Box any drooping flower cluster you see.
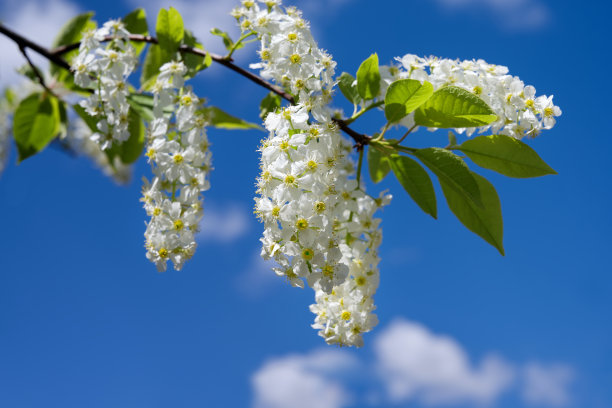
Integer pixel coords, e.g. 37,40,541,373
380,54,562,139
71,20,137,149
237,0,389,346
141,61,212,272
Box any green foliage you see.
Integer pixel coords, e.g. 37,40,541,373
458,135,557,178
72,103,99,132
13,93,61,162
260,92,281,120
140,44,163,90
413,147,483,207
156,7,184,62
414,86,497,128
50,12,95,80
338,72,361,105
384,79,434,123
440,172,504,255
210,28,241,51
389,154,437,218
123,8,148,55
183,30,212,79
367,146,391,183
200,106,262,130
356,53,380,101
107,108,145,164
74,104,144,164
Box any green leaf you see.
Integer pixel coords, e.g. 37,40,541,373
210,28,238,51
50,12,95,78
414,147,482,207
390,154,437,218
260,92,281,120
368,146,391,183
440,172,504,255
356,53,380,100
458,134,557,178
384,79,434,123
338,72,361,105
13,93,60,161
123,8,148,55
73,104,99,132
156,7,184,61
201,107,262,130
414,86,497,128
183,30,212,79
140,43,163,90
119,108,145,164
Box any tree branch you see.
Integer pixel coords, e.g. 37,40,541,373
0,23,371,146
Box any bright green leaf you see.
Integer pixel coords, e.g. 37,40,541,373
338,72,361,105
440,172,504,255
210,28,237,51
384,79,433,123
414,147,483,207
459,134,557,178
183,30,211,79
119,108,145,164
368,146,391,183
73,104,99,132
390,154,437,218
140,43,163,90
13,93,60,161
414,86,497,128
156,7,184,61
356,53,380,100
201,106,262,130
123,8,148,55
260,92,281,120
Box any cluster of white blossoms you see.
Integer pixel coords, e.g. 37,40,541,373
380,54,562,139
236,0,389,346
141,60,212,272
71,20,137,150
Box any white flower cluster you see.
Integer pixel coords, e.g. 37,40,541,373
236,0,389,346
141,61,212,272
381,54,562,139
72,20,137,149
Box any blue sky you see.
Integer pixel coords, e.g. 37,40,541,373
0,0,610,407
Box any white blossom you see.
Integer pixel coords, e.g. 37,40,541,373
240,0,389,346
142,60,212,272
385,54,561,139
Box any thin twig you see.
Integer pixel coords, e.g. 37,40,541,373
18,45,56,96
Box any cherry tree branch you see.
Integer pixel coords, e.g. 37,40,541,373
0,23,371,147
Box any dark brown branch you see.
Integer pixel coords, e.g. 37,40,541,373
0,23,71,71
18,45,56,96
1,24,371,146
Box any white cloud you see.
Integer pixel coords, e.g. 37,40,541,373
0,0,80,88
251,319,576,408
522,363,574,407
197,202,251,243
374,319,515,405
432,0,549,29
252,348,357,408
